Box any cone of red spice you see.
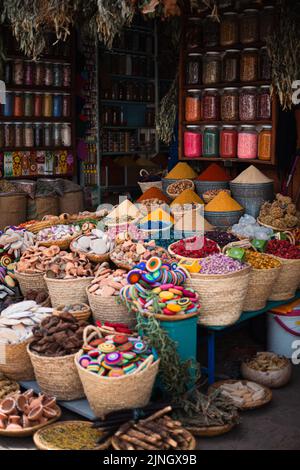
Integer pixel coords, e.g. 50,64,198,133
197,164,230,182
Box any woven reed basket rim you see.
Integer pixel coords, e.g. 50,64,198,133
44,275,94,283
257,219,296,232
15,269,45,277
186,422,236,437
209,379,273,410
190,265,251,279
27,345,78,362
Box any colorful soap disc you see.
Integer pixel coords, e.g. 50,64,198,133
98,366,106,376
118,342,134,352
99,343,116,353
136,262,147,270
151,270,161,281
113,335,128,345
89,349,100,358
159,291,174,300
105,352,122,365
127,270,141,285
133,341,147,353
108,368,125,377
146,256,162,273
122,352,137,361
178,298,191,307
123,364,137,374
141,273,156,284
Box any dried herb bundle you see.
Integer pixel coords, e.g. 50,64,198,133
156,74,178,144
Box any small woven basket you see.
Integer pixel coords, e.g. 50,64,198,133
75,326,159,418
70,237,111,264
45,276,94,308
37,232,80,251
166,179,195,200
87,289,136,328
138,169,163,194
14,270,47,296
243,262,282,312
0,339,34,381
28,346,85,401
54,303,91,322
268,256,300,301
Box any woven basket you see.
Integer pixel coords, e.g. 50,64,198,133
75,326,159,418
168,240,221,263
45,276,94,308
87,289,136,328
138,169,163,194
28,346,85,401
166,179,195,200
186,266,251,326
70,237,111,264
0,339,34,381
202,189,231,204
208,380,273,411
54,303,91,322
194,180,229,198
243,262,282,312
268,256,300,301
14,270,47,296
241,355,292,389
186,423,236,438
37,232,80,251
257,219,296,233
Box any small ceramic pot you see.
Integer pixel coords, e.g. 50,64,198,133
43,406,58,419
28,405,43,421
16,395,27,412
23,389,34,400
6,415,22,431
0,397,16,415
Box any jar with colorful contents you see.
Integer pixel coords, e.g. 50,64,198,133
220,12,239,47
202,17,219,48
202,53,221,86
3,92,13,117
202,88,220,121
53,94,63,117
184,127,202,159
203,126,219,158
4,123,14,147
222,50,239,83
15,123,23,147
239,9,259,45
260,6,275,42
24,62,34,86
240,48,259,82
61,123,72,147
34,93,43,117
63,65,71,87
221,88,239,121
260,47,272,81
43,94,53,117
44,63,53,86
186,54,202,86
185,91,201,122
53,64,63,87
53,123,61,146
237,125,258,160
43,124,52,147
35,123,43,147
24,123,34,147
13,93,24,118
13,60,23,85
239,87,257,121
258,125,272,161
62,95,71,117
220,125,237,159
257,86,272,120
35,63,44,86
186,19,202,49
24,93,34,117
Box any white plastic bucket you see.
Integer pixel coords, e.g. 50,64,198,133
267,310,300,358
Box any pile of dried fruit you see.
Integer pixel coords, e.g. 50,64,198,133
244,251,281,270
167,179,194,196
170,236,220,259
244,352,290,372
266,240,300,260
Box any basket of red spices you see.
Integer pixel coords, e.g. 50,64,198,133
266,240,300,301
168,236,221,262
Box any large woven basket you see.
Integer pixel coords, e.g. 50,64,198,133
37,232,80,251
243,262,282,312
28,346,85,401
186,266,251,326
14,270,47,296
54,303,91,322
70,237,111,264
45,276,94,308
268,257,300,301
138,169,163,194
75,326,159,418
87,289,136,328
0,339,34,381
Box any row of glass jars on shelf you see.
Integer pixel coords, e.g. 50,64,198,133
2,92,71,118
185,86,271,122
186,47,271,86
186,6,275,49
5,60,71,87
0,122,72,148
184,125,272,161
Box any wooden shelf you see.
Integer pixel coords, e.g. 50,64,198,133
6,55,71,65
2,146,72,152
101,48,154,58
6,174,73,179
101,99,154,106
187,42,267,55
6,85,71,93
110,74,155,81
102,126,155,130
179,157,275,165
183,120,273,126
184,81,271,90
0,117,72,122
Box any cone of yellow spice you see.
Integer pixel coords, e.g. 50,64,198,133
165,163,198,180
205,191,243,212
171,189,204,207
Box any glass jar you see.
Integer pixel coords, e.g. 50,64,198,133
61,123,72,147
53,123,61,146
4,62,12,84
240,48,258,82
260,47,271,81
43,94,53,117
34,123,43,147
186,19,202,49
63,65,71,87
4,123,14,147
258,125,272,161
220,12,238,47
260,6,275,42
24,123,34,147
237,125,258,159
24,93,34,117
62,95,71,117
240,9,259,45
222,50,239,83
13,93,23,117
13,60,23,85
15,124,23,147
202,88,220,121
35,63,44,86
221,88,239,121
203,17,219,48
184,127,202,158
203,126,219,158
203,53,221,85
186,54,202,86
44,64,53,86
220,125,237,158
257,86,272,120
43,124,52,147
24,62,34,86
53,94,63,117
239,87,257,121
53,64,63,87
34,93,43,117
185,91,201,122
0,125,4,148
3,92,13,117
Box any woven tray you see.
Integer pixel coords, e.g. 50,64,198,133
208,380,272,411
70,237,111,264
257,219,296,233
186,422,236,437
0,406,61,437
33,420,111,450
37,232,80,251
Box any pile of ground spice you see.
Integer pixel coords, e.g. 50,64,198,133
205,191,243,212
174,211,214,232
197,164,230,182
165,163,198,180
170,189,204,206
137,187,170,204
231,165,273,184
140,207,174,224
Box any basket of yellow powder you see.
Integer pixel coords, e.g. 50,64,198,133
242,250,282,312
204,191,244,229
162,163,198,194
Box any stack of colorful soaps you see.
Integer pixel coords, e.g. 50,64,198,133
78,335,155,377
120,256,200,317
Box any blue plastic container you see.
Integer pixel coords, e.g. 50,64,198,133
159,315,198,365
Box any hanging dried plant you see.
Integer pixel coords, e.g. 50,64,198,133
156,73,178,144
267,0,300,110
